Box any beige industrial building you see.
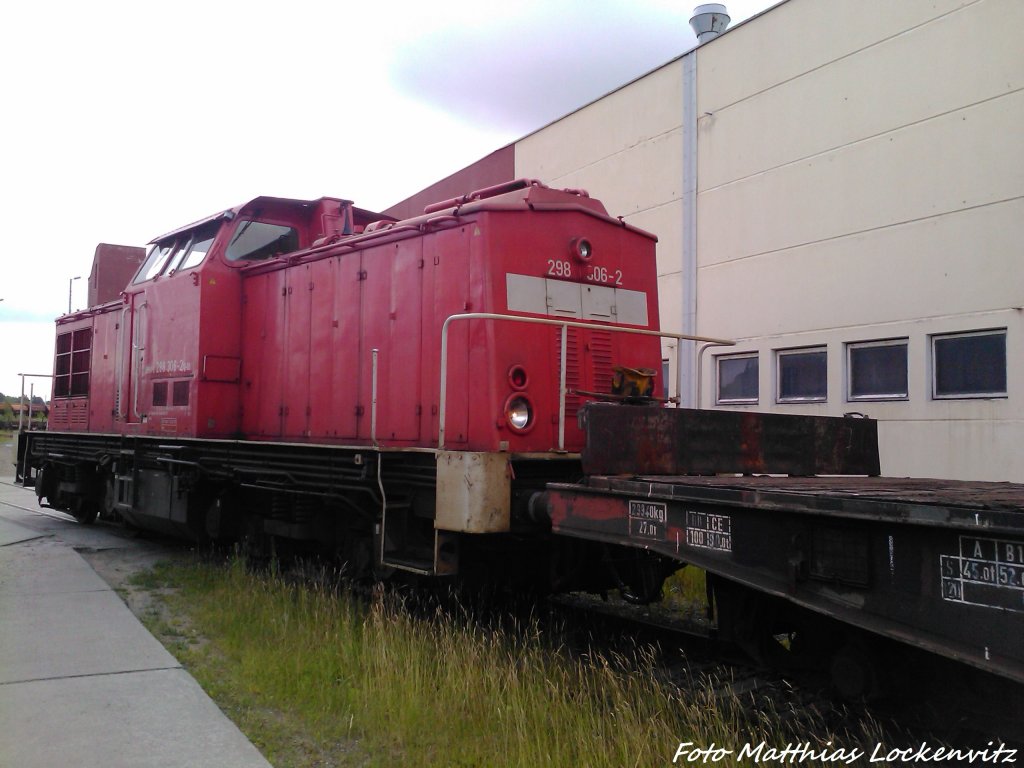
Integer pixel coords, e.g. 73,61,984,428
388,0,1023,482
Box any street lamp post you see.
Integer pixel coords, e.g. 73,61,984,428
68,276,81,314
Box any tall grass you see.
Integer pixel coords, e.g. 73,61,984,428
140,558,885,767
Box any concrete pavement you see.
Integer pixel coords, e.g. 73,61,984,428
0,477,272,768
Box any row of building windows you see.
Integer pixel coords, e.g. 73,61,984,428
716,329,1007,405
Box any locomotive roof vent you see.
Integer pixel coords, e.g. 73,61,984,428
689,4,730,43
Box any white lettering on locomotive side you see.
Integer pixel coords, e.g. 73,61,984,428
542,259,626,285
583,264,623,285
147,359,193,376
547,259,572,278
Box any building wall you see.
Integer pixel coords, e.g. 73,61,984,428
514,62,690,374
388,0,1022,481
88,243,146,308
384,146,516,221
694,0,1024,480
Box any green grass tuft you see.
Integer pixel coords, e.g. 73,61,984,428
140,557,885,768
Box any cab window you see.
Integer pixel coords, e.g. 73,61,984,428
225,220,300,261
164,241,190,274
134,243,174,284
178,232,216,271
134,223,220,283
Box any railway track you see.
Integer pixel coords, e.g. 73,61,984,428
136,537,1024,749
542,589,1024,751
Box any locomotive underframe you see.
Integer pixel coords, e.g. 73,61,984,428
16,430,614,589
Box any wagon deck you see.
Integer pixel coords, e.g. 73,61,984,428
546,405,1024,685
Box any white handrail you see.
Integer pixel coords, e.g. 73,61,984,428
370,348,379,446
438,312,734,450
116,304,129,419
558,326,568,452
131,302,147,420
16,373,53,432
696,340,740,408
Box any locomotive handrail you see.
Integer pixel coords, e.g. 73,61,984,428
131,301,148,422
15,373,53,432
696,340,743,408
438,312,734,451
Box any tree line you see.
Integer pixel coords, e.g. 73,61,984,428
0,394,49,430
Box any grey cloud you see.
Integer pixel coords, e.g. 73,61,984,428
387,3,698,133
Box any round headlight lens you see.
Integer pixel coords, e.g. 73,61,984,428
505,396,533,431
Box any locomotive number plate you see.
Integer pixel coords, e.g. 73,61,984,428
628,500,666,540
940,536,1024,613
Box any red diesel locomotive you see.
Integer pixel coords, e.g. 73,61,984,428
19,180,679,585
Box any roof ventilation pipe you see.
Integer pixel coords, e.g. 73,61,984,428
689,4,730,43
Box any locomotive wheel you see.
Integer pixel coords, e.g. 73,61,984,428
70,498,99,526
35,464,57,506
335,529,375,581
240,517,271,568
103,473,120,520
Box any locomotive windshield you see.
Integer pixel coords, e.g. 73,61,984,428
135,243,174,283
225,220,299,261
133,222,220,284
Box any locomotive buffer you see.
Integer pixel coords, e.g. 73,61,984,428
544,404,1024,698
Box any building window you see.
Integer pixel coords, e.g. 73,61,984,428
847,339,908,401
717,353,758,404
932,330,1007,399
777,347,827,402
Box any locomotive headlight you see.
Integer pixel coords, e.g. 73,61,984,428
504,395,534,432
570,237,593,262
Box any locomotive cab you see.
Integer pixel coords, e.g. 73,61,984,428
115,196,389,440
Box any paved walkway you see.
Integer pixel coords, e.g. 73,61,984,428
0,477,272,768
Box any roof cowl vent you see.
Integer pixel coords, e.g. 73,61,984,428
690,4,731,43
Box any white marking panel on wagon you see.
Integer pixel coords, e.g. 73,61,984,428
505,273,649,326
685,511,733,552
628,500,666,540
940,536,1024,613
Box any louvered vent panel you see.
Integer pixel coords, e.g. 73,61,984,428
589,330,614,396
50,403,69,429
555,327,582,418
69,403,89,428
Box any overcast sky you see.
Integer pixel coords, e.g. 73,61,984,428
0,0,773,400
